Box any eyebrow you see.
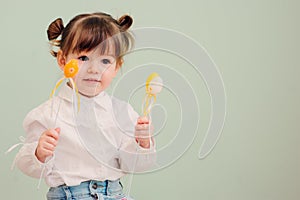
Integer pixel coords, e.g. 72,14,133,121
78,52,116,57
99,54,116,58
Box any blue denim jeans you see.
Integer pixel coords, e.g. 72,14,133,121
47,180,132,200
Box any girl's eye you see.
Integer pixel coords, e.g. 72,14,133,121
78,56,89,61
101,59,112,65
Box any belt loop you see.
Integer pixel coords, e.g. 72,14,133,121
105,180,109,195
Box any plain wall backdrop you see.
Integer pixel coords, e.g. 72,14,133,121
1,0,299,199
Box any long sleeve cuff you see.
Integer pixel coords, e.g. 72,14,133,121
15,142,54,179
119,138,156,173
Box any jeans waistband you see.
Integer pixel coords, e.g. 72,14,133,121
47,179,123,200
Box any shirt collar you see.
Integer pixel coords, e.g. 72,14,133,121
58,84,112,112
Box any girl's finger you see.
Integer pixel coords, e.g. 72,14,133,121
137,116,150,124
135,124,154,132
55,127,61,134
135,124,149,130
40,142,55,152
46,129,60,140
46,137,57,146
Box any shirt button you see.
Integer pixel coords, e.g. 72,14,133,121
92,183,98,189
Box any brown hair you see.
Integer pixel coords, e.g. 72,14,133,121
47,12,134,66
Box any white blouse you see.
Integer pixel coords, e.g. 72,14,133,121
15,84,156,187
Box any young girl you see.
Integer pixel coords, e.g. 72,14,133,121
14,12,155,200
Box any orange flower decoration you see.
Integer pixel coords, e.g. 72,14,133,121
50,59,80,112
64,59,79,78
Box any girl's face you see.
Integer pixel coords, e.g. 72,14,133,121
58,48,120,97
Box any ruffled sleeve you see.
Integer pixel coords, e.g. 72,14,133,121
15,103,55,178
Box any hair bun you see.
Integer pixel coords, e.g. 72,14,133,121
118,15,133,31
47,18,64,41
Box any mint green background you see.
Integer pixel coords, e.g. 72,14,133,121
1,0,299,199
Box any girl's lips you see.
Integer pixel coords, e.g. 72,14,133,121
82,79,101,86
83,78,101,82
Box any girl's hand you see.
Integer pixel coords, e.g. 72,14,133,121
35,128,60,163
135,116,153,149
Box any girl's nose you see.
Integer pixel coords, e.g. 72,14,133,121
87,64,100,74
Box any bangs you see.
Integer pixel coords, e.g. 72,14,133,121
67,17,132,58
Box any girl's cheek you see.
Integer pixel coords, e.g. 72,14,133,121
78,60,85,67
73,74,81,85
